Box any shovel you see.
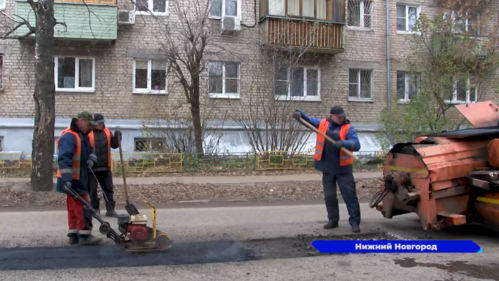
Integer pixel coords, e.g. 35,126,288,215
298,117,359,161
117,133,140,216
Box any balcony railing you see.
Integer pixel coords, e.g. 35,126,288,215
261,17,344,53
14,0,118,40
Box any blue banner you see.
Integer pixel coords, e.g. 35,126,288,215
312,240,482,253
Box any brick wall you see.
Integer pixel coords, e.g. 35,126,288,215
0,0,497,125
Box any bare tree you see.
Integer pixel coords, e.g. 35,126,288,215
236,21,329,156
140,98,228,154
158,0,219,157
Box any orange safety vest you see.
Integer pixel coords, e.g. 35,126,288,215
56,127,82,180
314,119,354,166
88,127,112,167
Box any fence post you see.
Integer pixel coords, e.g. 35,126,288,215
253,153,257,171
183,154,186,172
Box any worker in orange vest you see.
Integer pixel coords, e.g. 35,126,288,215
88,114,121,217
293,106,361,233
56,111,102,245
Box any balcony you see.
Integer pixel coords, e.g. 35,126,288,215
14,0,118,41
432,34,493,60
259,0,345,53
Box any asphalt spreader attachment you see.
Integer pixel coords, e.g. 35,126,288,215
64,184,173,253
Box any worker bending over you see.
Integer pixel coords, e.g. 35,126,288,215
293,106,362,233
56,112,102,245
88,113,121,217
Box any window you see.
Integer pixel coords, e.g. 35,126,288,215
133,60,167,94
55,57,95,92
274,66,320,101
348,69,373,101
210,0,241,19
134,138,166,152
445,11,480,36
348,0,373,29
396,4,420,33
208,61,240,98
135,0,168,16
445,78,478,104
268,0,344,21
0,55,3,90
0,0,4,10
397,71,420,102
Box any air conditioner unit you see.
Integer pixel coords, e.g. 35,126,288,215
221,16,241,35
118,10,135,25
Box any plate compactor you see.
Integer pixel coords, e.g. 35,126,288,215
65,184,173,253
64,134,173,253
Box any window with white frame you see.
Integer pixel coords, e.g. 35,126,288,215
348,0,373,29
445,11,480,36
208,61,240,98
210,0,241,19
0,0,5,10
348,69,373,101
133,60,167,94
397,71,420,102
274,66,320,101
135,0,168,16
55,57,95,92
396,4,420,33
445,78,477,104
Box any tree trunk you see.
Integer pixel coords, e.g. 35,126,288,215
30,0,56,191
190,77,204,157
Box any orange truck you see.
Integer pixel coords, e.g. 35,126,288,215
371,101,499,232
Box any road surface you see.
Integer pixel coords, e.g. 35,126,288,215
1,202,498,280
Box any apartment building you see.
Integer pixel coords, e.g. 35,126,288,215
0,0,497,155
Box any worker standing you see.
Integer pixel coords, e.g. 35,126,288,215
293,106,362,233
88,113,121,217
56,111,102,245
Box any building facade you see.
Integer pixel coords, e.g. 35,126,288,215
0,0,497,155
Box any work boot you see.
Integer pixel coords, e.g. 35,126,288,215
67,233,78,245
105,201,118,218
352,225,360,233
323,221,338,229
78,234,102,245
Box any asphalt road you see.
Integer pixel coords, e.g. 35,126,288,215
1,202,498,280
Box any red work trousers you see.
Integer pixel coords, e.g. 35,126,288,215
66,194,93,235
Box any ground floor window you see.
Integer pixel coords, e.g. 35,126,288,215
208,61,240,98
133,60,167,94
274,66,320,101
348,69,373,101
397,71,420,102
55,56,95,92
134,137,166,152
445,78,478,104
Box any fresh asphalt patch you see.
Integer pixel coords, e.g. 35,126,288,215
0,232,398,271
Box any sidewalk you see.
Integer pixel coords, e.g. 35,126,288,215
0,171,382,185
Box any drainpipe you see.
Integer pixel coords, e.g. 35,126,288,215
386,0,392,144
386,0,391,113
